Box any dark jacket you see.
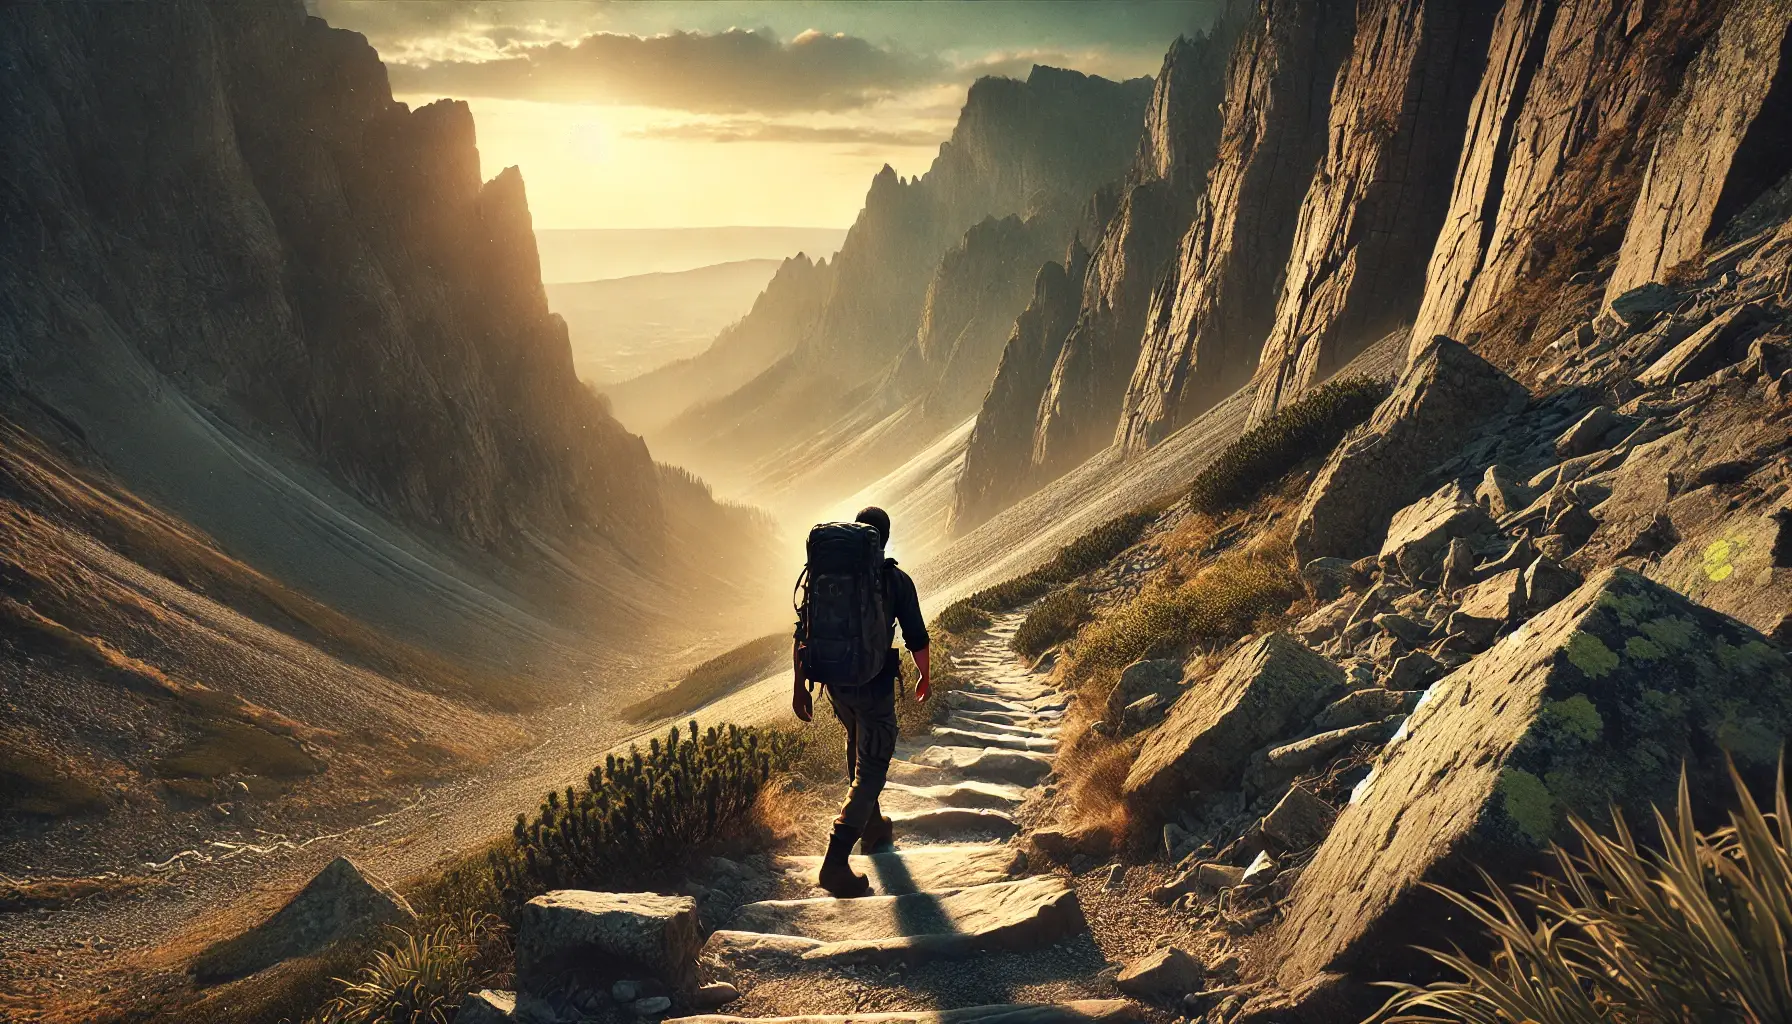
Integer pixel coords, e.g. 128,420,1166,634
795,558,929,682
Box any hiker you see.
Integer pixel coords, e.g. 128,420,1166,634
791,505,931,897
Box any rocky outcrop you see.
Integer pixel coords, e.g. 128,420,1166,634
1117,0,1357,452
0,1,664,554
1292,336,1527,566
952,28,1237,531
1248,0,1500,424
1270,567,1792,997
1122,632,1343,827
191,857,413,983
1410,0,1725,349
514,890,702,995
1607,0,1792,298
952,252,1090,530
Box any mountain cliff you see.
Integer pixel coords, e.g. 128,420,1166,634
633,66,1153,508
953,29,1237,531
1117,0,1357,452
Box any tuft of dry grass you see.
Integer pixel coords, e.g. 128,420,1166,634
1012,588,1091,658
0,873,157,912
1379,762,1792,1024
155,720,323,783
1072,545,1301,673
0,736,108,817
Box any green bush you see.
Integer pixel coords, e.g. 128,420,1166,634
308,912,506,1024
1379,765,1792,1024
622,632,787,722
938,506,1164,632
1075,554,1300,670
1187,375,1389,514
488,721,798,909
1012,588,1091,657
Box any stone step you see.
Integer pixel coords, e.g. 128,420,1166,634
668,999,1139,1024
945,691,1055,716
774,844,1025,895
890,807,1019,841
944,713,1060,738
930,727,1057,753
713,875,1083,965
908,746,1054,787
956,686,1065,711
880,779,1028,813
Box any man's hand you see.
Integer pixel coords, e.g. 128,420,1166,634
914,646,932,703
792,640,813,722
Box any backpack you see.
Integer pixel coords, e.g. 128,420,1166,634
795,522,893,686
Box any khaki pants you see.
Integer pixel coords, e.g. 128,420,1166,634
826,668,898,830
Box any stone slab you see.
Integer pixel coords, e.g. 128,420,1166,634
775,844,1025,895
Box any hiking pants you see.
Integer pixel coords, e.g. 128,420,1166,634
826,666,898,830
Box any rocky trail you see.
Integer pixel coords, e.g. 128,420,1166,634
472,615,1172,1024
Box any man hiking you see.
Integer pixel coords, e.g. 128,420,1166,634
791,506,930,897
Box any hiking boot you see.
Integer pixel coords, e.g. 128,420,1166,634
859,813,894,854
818,821,872,898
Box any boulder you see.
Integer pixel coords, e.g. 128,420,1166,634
1379,482,1499,582
191,856,414,983
1635,303,1764,389
1547,502,1600,545
1599,282,1680,331
1372,613,1432,648
1120,692,1171,735
1117,946,1205,999
693,982,741,1009
1382,650,1443,691
1261,717,1405,776
1475,535,1536,578
1311,688,1418,732
1553,406,1619,458
1439,537,1477,593
1272,567,1792,993
1123,634,1343,826
633,996,672,1016
514,891,701,995
1260,786,1338,850
458,990,517,1024
1300,557,1363,602
1294,336,1527,566
1475,464,1531,518
1106,658,1185,724
1455,568,1526,627
1196,862,1247,889
1522,557,1581,612
1240,851,1277,887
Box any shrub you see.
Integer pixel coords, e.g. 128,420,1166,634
1012,588,1090,657
1187,375,1389,514
488,721,799,909
1074,552,1300,671
1378,764,1792,1024
308,912,507,1024
622,632,787,722
942,506,1165,628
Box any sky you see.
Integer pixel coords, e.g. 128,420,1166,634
314,1,1220,229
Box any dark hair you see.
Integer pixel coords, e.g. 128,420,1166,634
855,506,891,544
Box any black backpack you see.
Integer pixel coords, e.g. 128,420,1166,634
795,522,893,686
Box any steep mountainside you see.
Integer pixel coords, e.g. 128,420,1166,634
1247,0,1500,424
954,29,1237,531
1117,0,1357,452
638,66,1153,507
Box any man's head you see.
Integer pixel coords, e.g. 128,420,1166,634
855,506,891,546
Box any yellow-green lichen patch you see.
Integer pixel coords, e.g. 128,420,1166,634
1623,635,1666,661
1543,695,1604,742
1639,615,1698,653
1498,769,1558,845
1598,588,1658,628
1715,638,1787,676
1710,703,1784,766
1565,631,1619,679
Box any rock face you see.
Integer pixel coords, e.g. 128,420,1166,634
1411,0,1725,348
0,1,663,554
514,891,702,995
1607,0,1792,298
1117,0,1357,452
656,65,1151,498
1293,336,1527,566
1123,632,1343,826
1272,567,1792,994
953,30,1236,532
192,857,413,983
1249,0,1501,424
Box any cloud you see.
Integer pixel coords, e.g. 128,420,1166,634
629,120,943,146
386,27,948,112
